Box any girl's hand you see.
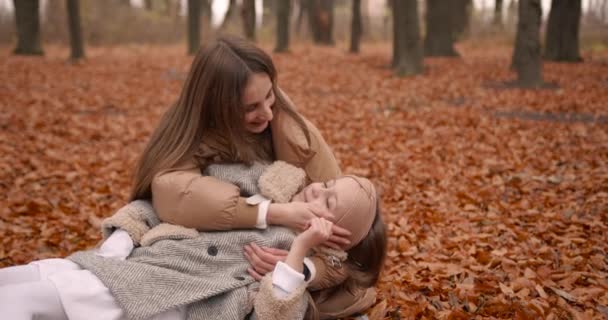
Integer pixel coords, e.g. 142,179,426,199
267,202,334,230
244,243,288,280
293,217,334,251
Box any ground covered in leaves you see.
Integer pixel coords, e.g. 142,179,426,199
1,42,607,319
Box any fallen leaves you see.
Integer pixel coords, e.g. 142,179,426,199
1,42,607,318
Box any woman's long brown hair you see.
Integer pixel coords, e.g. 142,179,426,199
130,36,310,201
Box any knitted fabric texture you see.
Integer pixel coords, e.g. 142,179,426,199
101,200,160,245
69,224,296,320
258,161,307,203
140,223,200,247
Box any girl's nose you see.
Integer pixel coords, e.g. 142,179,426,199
311,183,323,198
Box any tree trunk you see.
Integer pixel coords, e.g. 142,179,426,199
307,0,334,45
241,0,256,41
220,0,237,30
296,0,307,34
494,0,504,26
275,0,291,52
350,0,362,53
13,0,43,55
512,0,543,87
545,0,582,62
188,0,202,55
393,0,423,76
424,0,458,56
66,0,85,60
453,0,472,39
390,0,398,67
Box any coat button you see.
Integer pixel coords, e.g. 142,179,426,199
234,276,245,281
207,246,218,256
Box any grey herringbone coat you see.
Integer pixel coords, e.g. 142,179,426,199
69,221,296,320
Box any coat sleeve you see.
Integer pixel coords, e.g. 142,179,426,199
302,117,342,182
274,88,342,183
252,273,309,320
151,162,259,231
306,250,349,291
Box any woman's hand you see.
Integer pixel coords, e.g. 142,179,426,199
266,202,352,249
244,243,288,280
267,202,332,230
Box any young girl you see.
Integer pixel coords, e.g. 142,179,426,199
0,174,386,320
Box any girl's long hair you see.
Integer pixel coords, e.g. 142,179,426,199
130,36,310,201
343,201,387,288
304,200,387,320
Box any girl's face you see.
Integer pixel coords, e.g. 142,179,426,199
292,178,361,217
242,73,275,134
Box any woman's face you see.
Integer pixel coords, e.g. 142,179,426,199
242,73,275,134
292,178,361,216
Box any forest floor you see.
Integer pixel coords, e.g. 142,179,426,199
1,41,607,319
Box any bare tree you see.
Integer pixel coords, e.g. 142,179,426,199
350,0,362,53
494,0,504,26
393,0,423,76
66,0,85,60
545,0,582,62
275,0,291,52
296,0,308,34
220,0,237,30
512,0,543,87
188,0,202,55
241,0,256,41
306,0,335,45
424,0,458,56
453,0,472,37
13,0,43,55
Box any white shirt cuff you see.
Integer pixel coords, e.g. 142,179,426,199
303,257,317,284
246,195,271,229
271,261,306,298
96,229,134,260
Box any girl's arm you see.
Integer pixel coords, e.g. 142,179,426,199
245,243,349,291
252,218,333,320
269,218,333,296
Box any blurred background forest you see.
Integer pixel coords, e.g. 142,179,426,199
1,0,607,53
2,1,608,319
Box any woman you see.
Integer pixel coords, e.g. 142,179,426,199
122,35,374,315
133,35,341,233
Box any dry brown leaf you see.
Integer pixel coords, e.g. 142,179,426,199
367,300,388,320
1,43,607,319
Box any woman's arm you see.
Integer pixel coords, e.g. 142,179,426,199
152,165,259,231
152,162,341,232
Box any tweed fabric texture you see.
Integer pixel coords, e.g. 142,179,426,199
204,162,268,196
69,225,295,320
101,200,160,245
